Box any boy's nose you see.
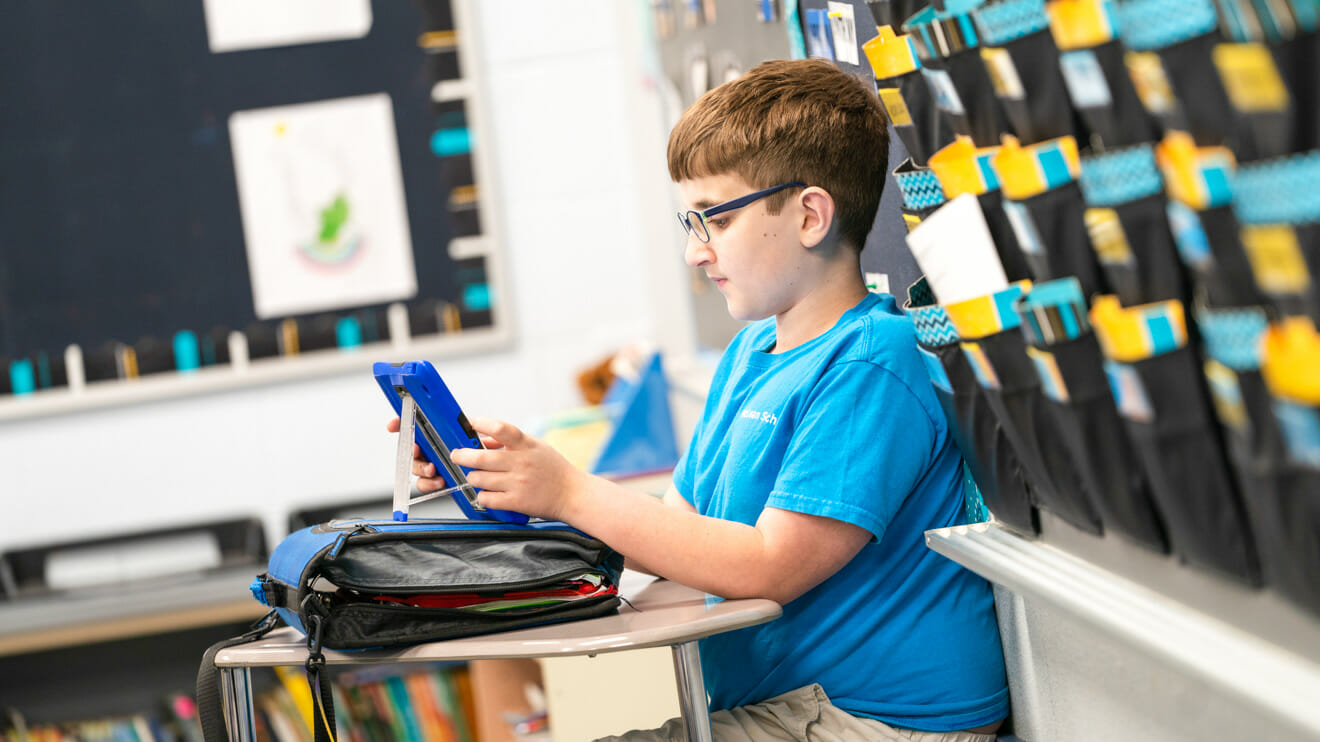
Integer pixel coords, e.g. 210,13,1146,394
683,236,714,267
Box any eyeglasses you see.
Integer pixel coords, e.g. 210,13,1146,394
677,182,806,243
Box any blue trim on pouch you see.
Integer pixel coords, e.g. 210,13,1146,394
1231,152,1320,225
1079,144,1164,207
1116,0,1219,50
973,0,1050,46
1196,306,1268,371
895,168,948,210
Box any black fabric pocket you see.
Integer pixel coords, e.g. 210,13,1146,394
877,70,958,167
1003,182,1108,299
1169,202,1270,308
1032,335,1167,550
978,188,1035,282
978,31,1082,144
920,50,1011,147
967,328,1104,533
1272,466,1320,614
933,339,1040,535
1059,41,1159,148
1156,33,1242,149
1112,347,1261,583
1272,30,1318,152
1084,194,1190,306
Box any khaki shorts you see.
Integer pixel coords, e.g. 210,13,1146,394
593,684,999,742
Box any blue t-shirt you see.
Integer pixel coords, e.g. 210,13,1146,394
674,292,1009,732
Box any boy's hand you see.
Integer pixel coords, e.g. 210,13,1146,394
449,417,589,522
386,416,508,494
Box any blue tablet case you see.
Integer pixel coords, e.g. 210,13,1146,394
373,360,530,524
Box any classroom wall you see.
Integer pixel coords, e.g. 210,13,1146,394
0,0,694,551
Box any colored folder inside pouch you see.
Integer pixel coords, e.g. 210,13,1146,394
905,5,1013,147
994,135,1109,298
929,137,1034,280
1231,152,1320,323
1047,0,1159,147
1209,0,1311,155
1258,317,1320,614
1011,278,1168,550
972,0,1082,144
1196,304,1320,612
1079,143,1190,306
866,26,958,166
946,282,1106,533
906,192,1012,304
1091,295,1262,582
1116,0,1244,151
905,280,1040,534
1156,133,1269,307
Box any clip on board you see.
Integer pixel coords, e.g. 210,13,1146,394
373,361,530,524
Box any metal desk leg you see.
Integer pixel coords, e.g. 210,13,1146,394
671,640,714,742
219,667,257,742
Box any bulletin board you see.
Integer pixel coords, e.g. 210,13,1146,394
0,0,502,402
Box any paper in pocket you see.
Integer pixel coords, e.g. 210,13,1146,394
928,137,1034,281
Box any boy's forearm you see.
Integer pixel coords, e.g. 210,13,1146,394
565,476,782,601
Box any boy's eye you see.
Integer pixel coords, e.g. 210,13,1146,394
707,218,730,229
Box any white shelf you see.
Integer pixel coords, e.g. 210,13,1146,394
926,521,1320,740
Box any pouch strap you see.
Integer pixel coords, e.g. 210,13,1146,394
196,610,280,742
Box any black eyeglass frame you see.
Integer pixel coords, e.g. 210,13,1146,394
676,182,807,243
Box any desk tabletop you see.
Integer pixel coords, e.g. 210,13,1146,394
215,573,780,668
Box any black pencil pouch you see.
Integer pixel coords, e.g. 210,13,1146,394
1156,133,1270,306
906,281,1040,534
972,0,1081,144
905,6,1012,147
1078,143,1190,306
1047,0,1161,147
1013,279,1168,550
947,282,1104,533
1259,317,1320,614
1195,304,1317,608
866,26,958,167
1092,295,1261,582
1116,0,1239,148
1232,151,1320,323
995,136,1108,298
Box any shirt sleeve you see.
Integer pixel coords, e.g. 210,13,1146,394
767,359,939,542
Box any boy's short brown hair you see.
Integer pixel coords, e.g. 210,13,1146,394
667,59,889,251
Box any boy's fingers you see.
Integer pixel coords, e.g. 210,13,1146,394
467,417,526,448
416,476,447,493
451,447,508,471
478,434,504,450
412,460,437,478
386,417,401,433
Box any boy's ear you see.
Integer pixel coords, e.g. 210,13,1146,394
797,186,836,249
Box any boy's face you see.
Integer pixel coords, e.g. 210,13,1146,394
678,172,811,323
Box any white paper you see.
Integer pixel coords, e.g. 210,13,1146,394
827,2,861,65
202,0,372,54
905,193,1010,305
229,94,418,319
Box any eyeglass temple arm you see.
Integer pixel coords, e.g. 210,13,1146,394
702,182,807,218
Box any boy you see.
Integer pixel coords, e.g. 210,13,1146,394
401,59,1009,740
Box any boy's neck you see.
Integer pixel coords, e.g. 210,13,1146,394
770,261,869,353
